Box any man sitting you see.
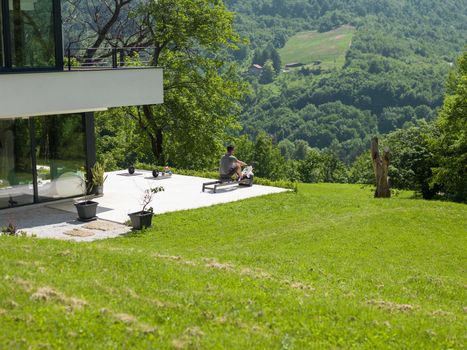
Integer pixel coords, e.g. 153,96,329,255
219,145,247,181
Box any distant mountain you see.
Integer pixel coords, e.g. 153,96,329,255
225,0,467,162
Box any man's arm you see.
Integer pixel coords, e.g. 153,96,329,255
237,159,247,167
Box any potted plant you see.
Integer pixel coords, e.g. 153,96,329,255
74,196,98,222
91,161,108,196
128,186,164,230
74,176,99,222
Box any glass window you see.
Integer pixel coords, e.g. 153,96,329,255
9,0,55,68
35,114,86,202
0,119,34,209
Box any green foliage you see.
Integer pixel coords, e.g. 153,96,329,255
253,178,298,192
242,100,377,164
231,0,466,165
298,149,348,183
348,151,373,185
259,60,275,84
430,50,467,202
382,123,438,199
318,10,352,32
251,132,286,179
90,162,107,187
293,139,309,160
95,108,145,171
231,135,255,164
252,44,282,73
298,148,324,183
1,184,466,348
277,139,295,160
269,46,282,74
131,0,248,168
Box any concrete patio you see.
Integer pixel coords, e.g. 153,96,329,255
0,170,288,241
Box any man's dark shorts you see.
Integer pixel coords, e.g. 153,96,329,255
220,167,236,180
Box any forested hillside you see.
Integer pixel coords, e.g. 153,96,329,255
225,0,467,163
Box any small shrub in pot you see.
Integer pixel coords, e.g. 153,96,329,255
128,186,164,230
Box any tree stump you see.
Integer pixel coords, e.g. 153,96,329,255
371,137,391,198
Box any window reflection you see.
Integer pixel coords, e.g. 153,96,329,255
0,119,34,209
35,114,86,201
0,114,87,209
9,0,55,68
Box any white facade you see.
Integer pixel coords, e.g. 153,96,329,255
0,68,164,119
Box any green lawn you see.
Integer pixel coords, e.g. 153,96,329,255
1,184,466,349
279,25,356,69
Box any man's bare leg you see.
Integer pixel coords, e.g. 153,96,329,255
235,164,243,180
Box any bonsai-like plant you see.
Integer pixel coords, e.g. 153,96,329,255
128,186,165,230
141,186,165,213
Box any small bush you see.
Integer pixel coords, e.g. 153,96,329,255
1,223,27,237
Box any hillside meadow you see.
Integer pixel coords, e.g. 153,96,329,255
0,184,465,349
278,25,355,69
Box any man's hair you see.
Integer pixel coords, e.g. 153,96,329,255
227,145,235,153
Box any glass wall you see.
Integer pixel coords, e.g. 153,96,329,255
8,0,56,68
35,114,86,202
0,119,34,209
0,114,87,209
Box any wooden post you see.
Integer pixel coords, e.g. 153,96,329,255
371,137,391,198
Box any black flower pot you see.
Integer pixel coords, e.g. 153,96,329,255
128,211,153,230
152,169,159,178
128,166,135,175
75,201,98,221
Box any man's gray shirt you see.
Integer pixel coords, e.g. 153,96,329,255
220,154,238,175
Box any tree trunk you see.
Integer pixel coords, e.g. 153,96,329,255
371,137,391,198
142,105,164,164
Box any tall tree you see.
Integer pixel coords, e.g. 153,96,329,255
270,47,282,74
430,50,467,202
64,0,247,168
259,60,275,84
134,0,248,167
252,131,286,180
62,0,147,58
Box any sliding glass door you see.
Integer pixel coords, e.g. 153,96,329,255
34,114,87,202
0,119,34,209
0,114,87,209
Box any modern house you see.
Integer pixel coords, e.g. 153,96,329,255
0,0,163,210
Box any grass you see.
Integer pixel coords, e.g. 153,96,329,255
279,25,356,69
0,183,466,349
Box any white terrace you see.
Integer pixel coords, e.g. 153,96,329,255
0,170,287,241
